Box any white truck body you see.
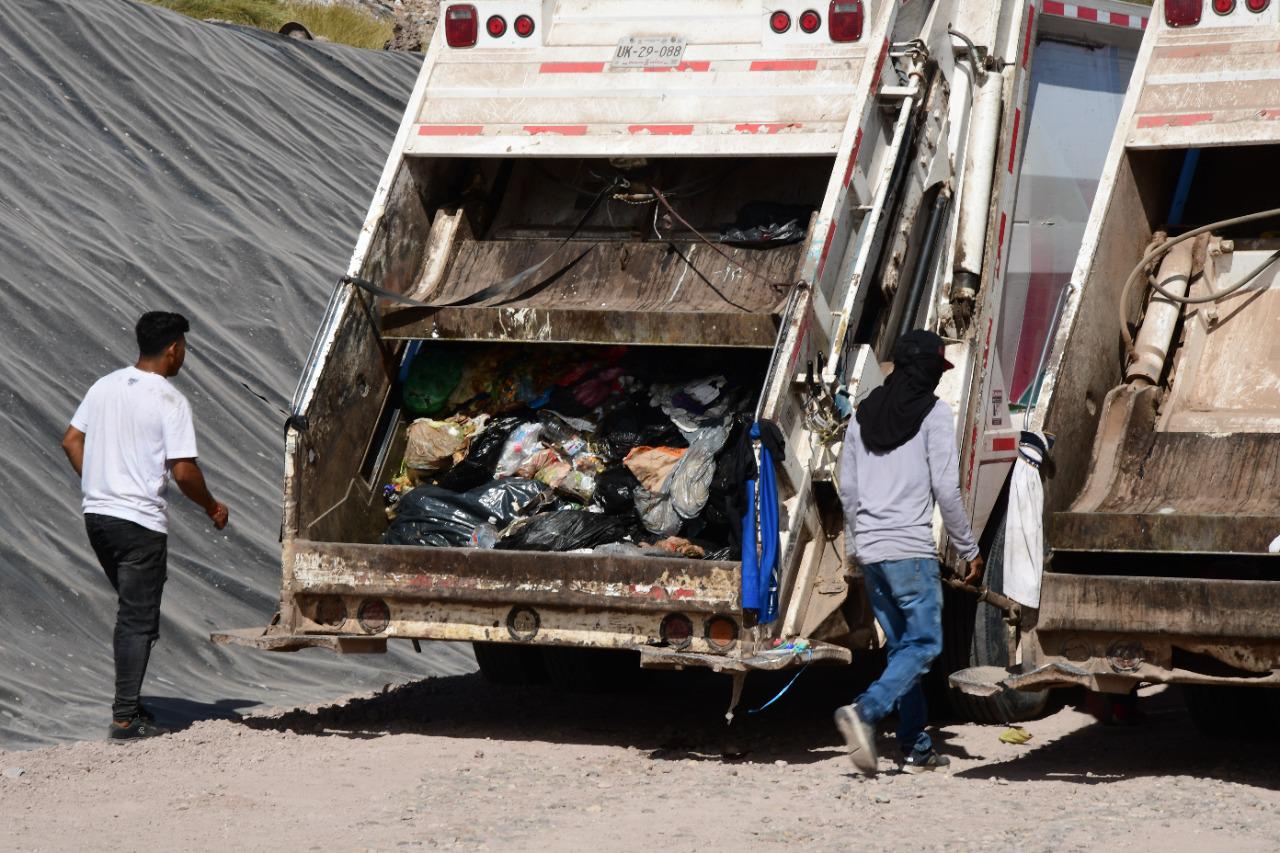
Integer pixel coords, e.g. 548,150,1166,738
952,0,1280,722
213,0,1136,713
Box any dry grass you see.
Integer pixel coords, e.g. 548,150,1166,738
143,0,394,50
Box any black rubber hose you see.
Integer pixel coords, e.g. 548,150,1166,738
896,189,952,341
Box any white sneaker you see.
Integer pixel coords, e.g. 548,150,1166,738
834,703,878,774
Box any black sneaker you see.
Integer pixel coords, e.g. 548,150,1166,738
901,749,950,774
107,716,170,742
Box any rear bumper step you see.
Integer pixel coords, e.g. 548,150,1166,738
211,627,387,654
949,662,1090,697
639,642,851,673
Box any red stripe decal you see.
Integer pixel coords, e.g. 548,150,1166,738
1109,11,1129,26
734,122,801,134
993,437,1017,453
1008,108,1021,174
1022,5,1034,69
539,62,606,73
1077,6,1098,22
842,127,864,188
873,38,889,82
523,125,588,136
628,124,694,135
966,424,979,490
1140,16,1148,28
1136,113,1213,128
750,59,818,71
1042,0,1065,14
645,61,711,72
417,125,483,136
983,317,993,369
816,219,837,277
996,213,1007,277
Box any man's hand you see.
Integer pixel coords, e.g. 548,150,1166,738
962,554,985,586
171,459,228,531
208,501,230,531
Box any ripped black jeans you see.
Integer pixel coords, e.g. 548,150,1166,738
85,514,168,722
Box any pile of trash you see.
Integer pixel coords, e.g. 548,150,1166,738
381,344,762,559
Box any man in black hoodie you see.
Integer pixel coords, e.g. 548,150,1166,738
833,329,984,774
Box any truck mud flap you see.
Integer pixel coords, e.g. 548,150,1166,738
948,661,1090,698
211,626,387,654
639,640,851,673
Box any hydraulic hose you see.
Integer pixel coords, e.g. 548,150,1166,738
1118,206,1280,361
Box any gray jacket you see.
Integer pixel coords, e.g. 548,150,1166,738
839,398,979,565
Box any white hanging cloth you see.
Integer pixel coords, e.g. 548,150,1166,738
1003,431,1052,609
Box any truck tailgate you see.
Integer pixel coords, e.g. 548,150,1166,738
217,540,745,654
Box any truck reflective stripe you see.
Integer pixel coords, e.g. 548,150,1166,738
1136,112,1214,128
627,124,694,134
539,62,606,73
1042,2,1148,28
523,125,589,135
749,59,819,71
644,61,711,72
417,125,484,135
1008,108,1021,174
1023,4,1035,70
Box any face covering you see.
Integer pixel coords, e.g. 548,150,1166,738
855,353,948,453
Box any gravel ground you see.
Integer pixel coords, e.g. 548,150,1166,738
3,669,1278,852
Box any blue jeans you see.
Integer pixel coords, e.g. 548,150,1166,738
855,557,943,756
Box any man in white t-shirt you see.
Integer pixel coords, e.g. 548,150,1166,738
62,311,229,742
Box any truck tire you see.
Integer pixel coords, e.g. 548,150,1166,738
1183,685,1277,737
472,642,547,685
938,502,1049,724
541,646,639,693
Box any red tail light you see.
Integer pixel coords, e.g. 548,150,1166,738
486,14,506,37
514,14,535,37
829,0,863,42
799,9,822,32
704,616,738,652
1165,0,1203,26
660,613,693,650
770,10,792,33
1246,0,1269,11
357,599,390,634
1212,0,1235,12
444,4,478,47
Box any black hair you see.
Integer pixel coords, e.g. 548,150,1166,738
136,311,190,357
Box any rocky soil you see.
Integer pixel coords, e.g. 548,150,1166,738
383,0,438,52
3,669,1278,852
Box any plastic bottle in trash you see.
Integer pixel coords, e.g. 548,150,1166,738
471,523,499,549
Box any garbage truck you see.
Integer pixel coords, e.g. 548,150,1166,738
951,0,1280,730
213,0,1084,712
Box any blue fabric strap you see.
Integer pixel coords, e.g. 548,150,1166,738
741,423,780,624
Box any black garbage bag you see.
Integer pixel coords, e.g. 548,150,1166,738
700,415,753,559
438,414,529,492
385,478,546,548
719,201,815,247
470,478,547,523
496,510,636,552
593,465,641,514
599,399,686,461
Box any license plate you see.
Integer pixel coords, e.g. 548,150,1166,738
610,36,687,69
